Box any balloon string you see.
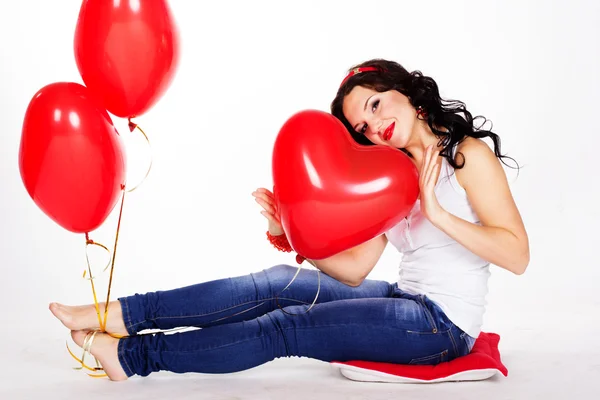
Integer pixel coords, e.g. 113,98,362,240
83,234,111,331
275,264,320,316
102,188,126,332
127,118,153,193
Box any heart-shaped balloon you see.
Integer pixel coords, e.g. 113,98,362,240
19,82,126,234
272,110,419,260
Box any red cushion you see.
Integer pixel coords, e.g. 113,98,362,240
331,332,508,383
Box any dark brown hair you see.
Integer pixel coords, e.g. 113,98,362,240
330,59,517,170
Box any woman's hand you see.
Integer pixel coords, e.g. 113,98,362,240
252,187,284,236
419,145,446,226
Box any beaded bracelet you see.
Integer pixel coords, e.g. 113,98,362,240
266,231,306,264
266,231,293,252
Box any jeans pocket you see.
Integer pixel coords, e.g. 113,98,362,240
408,349,449,365
417,295,439,333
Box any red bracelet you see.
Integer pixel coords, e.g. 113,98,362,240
266,231,306,264
266,231,293,252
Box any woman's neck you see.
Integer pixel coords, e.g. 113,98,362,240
404,121,443,167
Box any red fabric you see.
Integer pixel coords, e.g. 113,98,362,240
332,332,508,381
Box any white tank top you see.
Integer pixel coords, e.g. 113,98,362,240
385,147,490,338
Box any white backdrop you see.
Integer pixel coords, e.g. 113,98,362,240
1,0,599,398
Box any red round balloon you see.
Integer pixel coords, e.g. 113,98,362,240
74,0,180,118
19,82,127,234
272,110,420,260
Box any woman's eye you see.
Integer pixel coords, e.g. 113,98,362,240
360,124,368,134
371,99,380,112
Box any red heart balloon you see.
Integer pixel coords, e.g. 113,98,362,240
19,82,127,234
272,110,420,260
74,0,180,118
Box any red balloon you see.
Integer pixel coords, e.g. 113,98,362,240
74,0,180,118
272,110,420,260
19,82,127,234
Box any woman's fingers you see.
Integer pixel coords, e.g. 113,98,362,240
423,150,439,187
253,188,276,203
252,191,274,207
420,145,432,185
254,196,276,215
430,163,441,189
260,211,281,229
260,210,278,224
256,187,275,199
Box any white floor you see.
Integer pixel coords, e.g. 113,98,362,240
2,321,598,400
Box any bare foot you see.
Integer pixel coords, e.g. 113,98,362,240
49,301,129,337
71,330,129,381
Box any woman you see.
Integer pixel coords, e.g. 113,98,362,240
50,58,529,381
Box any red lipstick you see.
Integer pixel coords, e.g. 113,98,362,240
383,122,395,141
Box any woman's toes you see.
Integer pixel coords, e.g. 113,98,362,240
50,303,77,330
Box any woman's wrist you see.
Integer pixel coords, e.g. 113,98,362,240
266,231,293,252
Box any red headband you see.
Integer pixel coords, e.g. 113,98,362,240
339,66,380,87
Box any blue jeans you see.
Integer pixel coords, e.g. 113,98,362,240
117,265,474,377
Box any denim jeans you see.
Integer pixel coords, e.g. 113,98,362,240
117,264,474,377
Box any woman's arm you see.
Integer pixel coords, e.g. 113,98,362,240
428,138,530,274
306,234,388,286
253,186,388,286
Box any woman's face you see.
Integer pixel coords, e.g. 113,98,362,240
342,86,416,148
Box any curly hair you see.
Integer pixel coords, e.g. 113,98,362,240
330,59,518,170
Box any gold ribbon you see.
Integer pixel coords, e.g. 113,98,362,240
125,120,153,194
66,331,107,378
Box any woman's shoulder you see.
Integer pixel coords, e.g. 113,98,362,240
455,137,492,158
454,137,502,188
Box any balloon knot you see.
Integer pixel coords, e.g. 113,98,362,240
128,119,137,132
85,232,94,245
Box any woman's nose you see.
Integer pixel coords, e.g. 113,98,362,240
372,119,383,135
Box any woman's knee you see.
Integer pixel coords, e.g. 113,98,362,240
247,264,298,292
263,264,298,281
